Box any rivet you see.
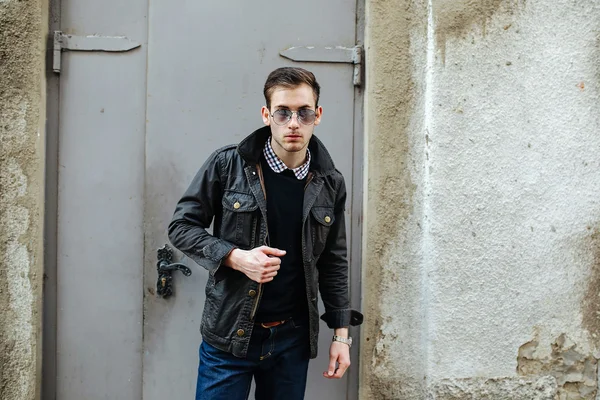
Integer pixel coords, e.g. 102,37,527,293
248,290,257,298
234,202,241,209
237,329,245,337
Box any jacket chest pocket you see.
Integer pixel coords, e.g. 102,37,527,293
310,206,335,256
222,191,259,249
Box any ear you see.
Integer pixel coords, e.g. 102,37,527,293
314,106,323,126
261,106,271,126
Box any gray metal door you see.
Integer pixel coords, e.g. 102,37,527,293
49,0,363,399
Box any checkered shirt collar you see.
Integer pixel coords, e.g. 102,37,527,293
263,137,311,180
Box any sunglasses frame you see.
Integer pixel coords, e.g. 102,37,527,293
270,109,317,126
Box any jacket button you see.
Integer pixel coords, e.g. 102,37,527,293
248,290,257,297
324,216,331,223
233,202,241,209
237,329,245,337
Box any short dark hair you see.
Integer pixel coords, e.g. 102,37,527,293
263,67,320,109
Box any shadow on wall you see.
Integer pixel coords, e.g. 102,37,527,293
432,0,526,62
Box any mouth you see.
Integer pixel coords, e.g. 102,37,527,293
286,134,302,139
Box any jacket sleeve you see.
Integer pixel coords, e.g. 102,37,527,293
168,150,236,273
317,175,364,329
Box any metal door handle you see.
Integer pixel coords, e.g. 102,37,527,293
159,262,191,275
156,244,191,298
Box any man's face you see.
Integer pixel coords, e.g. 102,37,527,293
261,83,322,156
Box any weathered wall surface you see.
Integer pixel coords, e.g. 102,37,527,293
0,0,47,399
361,0,429,398
363,0,600,399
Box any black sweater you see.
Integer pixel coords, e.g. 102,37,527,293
255,156,308,323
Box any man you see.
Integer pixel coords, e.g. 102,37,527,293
168,67,363,400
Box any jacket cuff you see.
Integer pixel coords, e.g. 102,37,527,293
200,239,236,271
320,309,364,329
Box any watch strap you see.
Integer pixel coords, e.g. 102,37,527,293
332,335,352,347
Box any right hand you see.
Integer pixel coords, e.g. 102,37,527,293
224,246,286,283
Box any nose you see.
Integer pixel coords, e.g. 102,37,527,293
288,113,300,129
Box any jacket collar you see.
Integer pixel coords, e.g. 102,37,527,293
237,126,336,176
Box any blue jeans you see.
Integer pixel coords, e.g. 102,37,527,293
195,319,310,400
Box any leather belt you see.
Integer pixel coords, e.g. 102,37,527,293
257,320,287,328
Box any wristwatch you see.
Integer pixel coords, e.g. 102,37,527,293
332,335,352,347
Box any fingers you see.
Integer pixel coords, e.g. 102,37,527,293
323,344,351,379
332,360,350,378
258,246,286,257
258,256,282,267
242,246,285,283
326,355,337,378
255,250,282,267
255,263,280,283
322,361,350,379
257,268,279,283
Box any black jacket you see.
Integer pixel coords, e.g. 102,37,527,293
168,126,363,358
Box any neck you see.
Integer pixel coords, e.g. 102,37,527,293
271,139,307,169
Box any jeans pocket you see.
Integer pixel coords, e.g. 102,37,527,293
290,318,308,329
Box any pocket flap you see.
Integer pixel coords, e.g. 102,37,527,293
222,191,258,212
310,207,335,227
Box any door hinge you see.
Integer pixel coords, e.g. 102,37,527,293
280,45,363,86
53,31,141,73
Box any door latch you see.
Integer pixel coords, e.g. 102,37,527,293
156,244,192,298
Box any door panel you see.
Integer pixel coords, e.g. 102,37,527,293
143,2,358,400
54,0,359,398
56,0,148,398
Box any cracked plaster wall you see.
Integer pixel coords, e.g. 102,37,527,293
363,0,600,399
0,0,47,399
362,0,429,398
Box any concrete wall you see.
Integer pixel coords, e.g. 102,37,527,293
0,0,47,399
362,0,600,399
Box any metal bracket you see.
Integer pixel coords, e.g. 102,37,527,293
280,45,363,86
53,31,141,73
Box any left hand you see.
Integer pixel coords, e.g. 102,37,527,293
323,339,351,379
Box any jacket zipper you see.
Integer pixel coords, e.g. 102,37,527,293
250,163,269,321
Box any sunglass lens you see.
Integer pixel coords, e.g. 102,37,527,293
273,110,291,125
298,110,316,124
